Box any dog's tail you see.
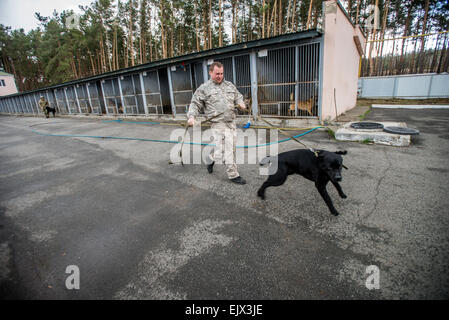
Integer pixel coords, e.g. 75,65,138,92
335,150,347,155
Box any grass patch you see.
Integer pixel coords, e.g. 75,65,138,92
358,106,372,121
361,138,374,144
326,127,336,139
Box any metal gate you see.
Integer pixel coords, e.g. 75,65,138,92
140,70,163,115
257,43,320,117
169,63,194,115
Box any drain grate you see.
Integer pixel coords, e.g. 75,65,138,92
350,122,384,130
383,126,420,135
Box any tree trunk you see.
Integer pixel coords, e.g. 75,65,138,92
267,0,276,37
398,1,414,73
273,0,277,36
418,0,430,73
128,0,135,67
286,0,292,33
368,0,379,76
203,1,209,48
293,0,298,31
436,33,447,74
306,0,313,30
89,51,96,75
278,0,282,34
194,3,200,51
160,2,167,59
209,0,212,49
219,0,223,47
262,0,266,38
376,0,390,75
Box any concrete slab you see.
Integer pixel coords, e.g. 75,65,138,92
335,121,411,146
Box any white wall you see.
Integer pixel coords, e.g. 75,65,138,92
321,0,365,121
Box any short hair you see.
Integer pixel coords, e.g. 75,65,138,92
209,62,223,72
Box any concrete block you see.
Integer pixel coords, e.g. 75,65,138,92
335,122,411,146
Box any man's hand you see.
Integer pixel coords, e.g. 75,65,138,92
187,117,195,126
238,102,246,111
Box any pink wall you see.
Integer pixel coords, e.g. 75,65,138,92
0,75,18,96
321,0,365,121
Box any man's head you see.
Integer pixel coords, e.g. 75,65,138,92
209,62,224,84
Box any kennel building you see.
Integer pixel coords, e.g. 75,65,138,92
0,0,365,122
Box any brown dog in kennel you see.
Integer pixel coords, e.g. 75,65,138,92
289,92,314,116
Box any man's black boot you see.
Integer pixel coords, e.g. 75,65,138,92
230,176,246,185
207,162,214,173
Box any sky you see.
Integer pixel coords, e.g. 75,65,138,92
0,0,93,32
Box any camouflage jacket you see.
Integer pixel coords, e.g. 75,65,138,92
187,79,244,123
39,99,48,110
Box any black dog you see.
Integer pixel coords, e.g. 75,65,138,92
45,106,56,118
257,149,348,216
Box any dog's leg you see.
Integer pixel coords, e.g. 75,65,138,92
257,166,288,200
257,182,269,200
331,181,347,199
315,181,339,216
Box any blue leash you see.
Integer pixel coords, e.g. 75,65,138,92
31,122,323,148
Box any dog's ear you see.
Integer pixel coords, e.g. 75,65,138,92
335,150,347,155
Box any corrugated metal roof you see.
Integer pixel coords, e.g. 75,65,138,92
1,29,322,98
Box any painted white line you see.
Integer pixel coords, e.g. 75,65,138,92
372,104,449,109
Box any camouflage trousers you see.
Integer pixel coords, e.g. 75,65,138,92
209,122,239,179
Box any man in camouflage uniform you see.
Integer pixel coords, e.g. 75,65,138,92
39,96,49,118
187,62,247,185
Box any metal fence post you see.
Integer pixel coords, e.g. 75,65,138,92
12,97,21,113
167,66,176,117
100,80,109,115
74,85,82,113
318,37,325,121
64,88,72,114
9,98,16,114
156,71,163,114
86,83,94,114
19,96,27,113
53,89,60,113
249,52,259,116
6,98,13,113
130,75,139,114
295,46,299,117
202,61,209,83
110,79,119,114
117,76,127,116
45,91,52,114
32,93,40,114
139,72,149,115
232,56,237,83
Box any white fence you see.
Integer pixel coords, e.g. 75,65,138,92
358,73,449,99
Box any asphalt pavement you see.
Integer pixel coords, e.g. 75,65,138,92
0,109,448,299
